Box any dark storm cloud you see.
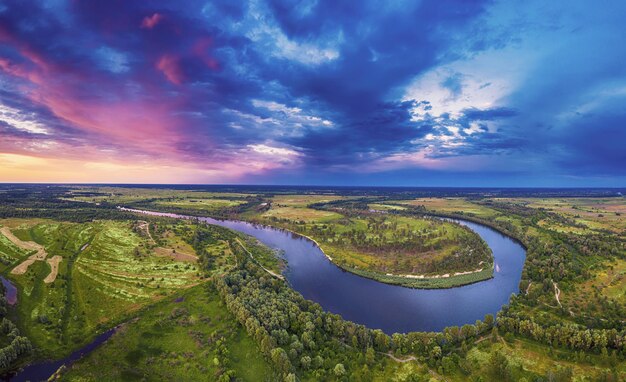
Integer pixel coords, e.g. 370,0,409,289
288,100,435,166
0,0,624,185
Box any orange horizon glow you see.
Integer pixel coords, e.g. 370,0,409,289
0,152,296,184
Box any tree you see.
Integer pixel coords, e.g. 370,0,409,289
365,347,375,365
300,355,311,370
373,329,389,352
333,363,346,377
430,345,442,360
441,356,456,375
271,348,292,375
491,326,499,343
484,314,494,328
489,351,510,380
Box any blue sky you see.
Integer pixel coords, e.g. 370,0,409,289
0,0,624,186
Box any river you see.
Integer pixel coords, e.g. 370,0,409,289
0,276,17,305
121,208,526,334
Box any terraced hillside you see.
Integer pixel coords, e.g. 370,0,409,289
0,218,201,357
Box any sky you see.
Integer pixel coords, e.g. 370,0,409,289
0,0,625,186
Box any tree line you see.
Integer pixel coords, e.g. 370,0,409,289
0,283,32,373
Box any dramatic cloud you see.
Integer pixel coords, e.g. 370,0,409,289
0,0,624,185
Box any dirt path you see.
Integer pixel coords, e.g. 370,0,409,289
552,281,576,316
342,342,417,364
44,255,63,283
383,352,417,363
525,281,532,295
235,238,284,280
553,281,562,307
1,227,49,275
136,221,155,243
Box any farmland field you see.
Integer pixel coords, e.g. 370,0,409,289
392,198,501,219
154,199,246,212
489,197,626,234
64,186,255,205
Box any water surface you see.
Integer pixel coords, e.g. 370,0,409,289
8,328,117,382
123,208,526,334
1,276,17,305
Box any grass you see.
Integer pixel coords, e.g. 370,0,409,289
393,198,500,219
256,200,493,288
154,199,246,212
368,203,408,211
0,225,31,273
490,197,626,234
601,259,626,302
409,196,626,329
316,215,488,273
563,258,626,319
466,335,625,381
373,334,624,381
270,194,346,207
236,235,284,275
58,284,275,381
4,188,624,381
261,194,345,222
65,186,255,205
1,219,201,358
262,205,341,222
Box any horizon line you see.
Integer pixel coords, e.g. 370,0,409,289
0,182,625,190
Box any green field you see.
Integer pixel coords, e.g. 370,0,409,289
97,191,495,288
393,198,501,219
255,197,493,287
490,197,626,234
1,218,201,357
65,186,255,205
373,333,624,381
260,194,346,222
59,284,275,381
154,199,246,212
0,225,31,272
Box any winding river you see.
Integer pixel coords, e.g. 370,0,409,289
5,208,526,380
123,208,526,334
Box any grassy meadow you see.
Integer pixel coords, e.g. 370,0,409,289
0,218,202,358
489,197,626,234
375,333,624,381
65,186,255,205
59,284,275,382
253,196,494,287
154,199,246,213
